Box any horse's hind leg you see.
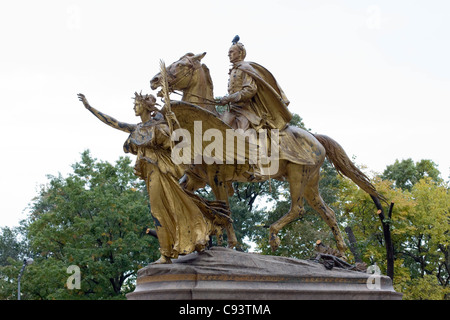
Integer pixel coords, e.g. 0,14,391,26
304,172,347,256
269,164,309,251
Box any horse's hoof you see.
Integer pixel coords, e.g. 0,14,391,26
227,240,237,249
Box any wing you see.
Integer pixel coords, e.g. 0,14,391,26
170,101,258,165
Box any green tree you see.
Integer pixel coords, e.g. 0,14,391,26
0,226,28,266
228,181,272,250
0,151,160,300
336,167,450,299
336,175,415,279
382,158,442,191
399,178,450,298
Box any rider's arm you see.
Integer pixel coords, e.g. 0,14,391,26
227,71,257,104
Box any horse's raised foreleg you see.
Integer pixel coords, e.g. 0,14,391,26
269,164,309,251
304,172,347,257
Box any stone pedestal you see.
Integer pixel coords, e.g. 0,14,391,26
127,247,402,300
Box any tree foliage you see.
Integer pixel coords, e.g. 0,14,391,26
336,171,449,299
0,151,159,300
382,158,442,191
0,226,27,267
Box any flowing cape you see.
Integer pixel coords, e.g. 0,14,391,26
236,61,292,130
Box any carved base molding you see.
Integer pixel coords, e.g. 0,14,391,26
127,247,402,300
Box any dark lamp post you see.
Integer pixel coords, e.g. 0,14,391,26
17,257,33,300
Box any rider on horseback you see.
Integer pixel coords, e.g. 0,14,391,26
220,36,292,131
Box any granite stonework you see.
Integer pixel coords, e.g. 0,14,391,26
126,247,402,300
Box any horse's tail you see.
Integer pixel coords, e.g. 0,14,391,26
313,133,384,201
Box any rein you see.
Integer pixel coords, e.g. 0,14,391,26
172,90,217,106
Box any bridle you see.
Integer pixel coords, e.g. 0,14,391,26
162,55,218,106
166,56,200,91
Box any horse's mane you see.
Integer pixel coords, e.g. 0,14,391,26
173,52,216,114
201,64,214,99
179,53,214,93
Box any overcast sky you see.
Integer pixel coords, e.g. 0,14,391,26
1,0,449,228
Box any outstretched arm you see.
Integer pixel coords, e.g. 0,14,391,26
78,93,135,133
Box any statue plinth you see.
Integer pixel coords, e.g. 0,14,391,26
127,247,402,300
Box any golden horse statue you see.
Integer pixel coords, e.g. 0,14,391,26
150,52,383,256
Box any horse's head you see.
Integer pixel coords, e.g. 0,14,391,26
150,52,207,92
150,52,216,114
